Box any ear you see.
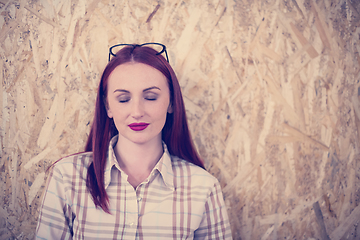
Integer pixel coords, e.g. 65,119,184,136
104,98,113,118
107,108,113,118
167,102,173,114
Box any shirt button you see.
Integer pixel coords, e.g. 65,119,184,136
130,222,134,226
137,197,142,202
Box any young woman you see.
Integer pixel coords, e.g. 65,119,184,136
36,43,232,239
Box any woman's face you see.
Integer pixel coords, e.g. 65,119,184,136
106,62,172,145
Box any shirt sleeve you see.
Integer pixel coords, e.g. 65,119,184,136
194,180,233,240
35,165,74,240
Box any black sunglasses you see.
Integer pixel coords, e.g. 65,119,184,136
108,42,169,63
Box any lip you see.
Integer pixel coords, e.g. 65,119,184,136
128,122,149,131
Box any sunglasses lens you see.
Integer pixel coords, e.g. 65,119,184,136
109,43,168,62
143,43,165,55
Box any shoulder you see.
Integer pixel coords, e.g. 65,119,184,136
170,155,219,188
50,152,93,179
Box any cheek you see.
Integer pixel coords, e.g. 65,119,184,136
107,101,125,120
153,101,171,118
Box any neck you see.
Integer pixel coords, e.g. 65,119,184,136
114,136,163,187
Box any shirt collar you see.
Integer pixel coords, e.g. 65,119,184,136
103,135,174,190
153,143,175,190
104,135,120,189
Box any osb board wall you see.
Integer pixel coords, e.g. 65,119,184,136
1,0,360,239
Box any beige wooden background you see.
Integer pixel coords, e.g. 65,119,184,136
1,0,360,239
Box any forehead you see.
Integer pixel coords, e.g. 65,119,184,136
107,62,168,89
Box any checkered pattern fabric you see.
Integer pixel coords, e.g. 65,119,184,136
36,136,232,239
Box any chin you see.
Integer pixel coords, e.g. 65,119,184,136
131,135,162,145
121,135,156,145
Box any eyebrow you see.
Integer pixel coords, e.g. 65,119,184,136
113,89,129,93
143,86,161,92
113,86,161,93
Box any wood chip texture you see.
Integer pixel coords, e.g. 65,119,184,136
1,0,360,239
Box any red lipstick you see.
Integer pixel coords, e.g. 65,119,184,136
128,123,149,131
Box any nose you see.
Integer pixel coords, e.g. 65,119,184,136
131,99,144,119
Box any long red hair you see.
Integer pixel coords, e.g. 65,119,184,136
85,45,204,213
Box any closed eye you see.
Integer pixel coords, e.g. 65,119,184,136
117,96,130,103
145,97,157,101
114,89,130,103
144,93,158,101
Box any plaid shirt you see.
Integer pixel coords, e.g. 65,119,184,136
36,136,232,239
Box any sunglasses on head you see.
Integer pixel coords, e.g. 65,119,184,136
108,42,169,63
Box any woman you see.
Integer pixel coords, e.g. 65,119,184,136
36,43,232,239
